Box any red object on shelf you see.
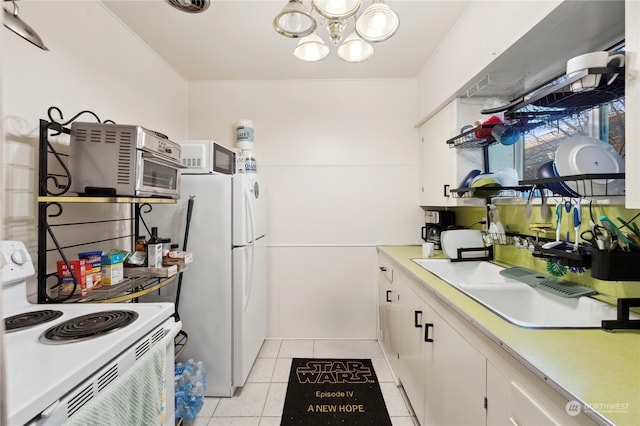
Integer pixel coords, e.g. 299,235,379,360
474,115,502,138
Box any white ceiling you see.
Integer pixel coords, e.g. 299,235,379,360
102,0,471,81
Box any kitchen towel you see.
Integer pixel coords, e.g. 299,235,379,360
62,334,167,426
281,358,391,425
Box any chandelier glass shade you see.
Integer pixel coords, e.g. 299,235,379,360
355,0,399,42
337,31,373,62
312,0,361,19
273,0,398,63
294,33,330,61
273,0,317,38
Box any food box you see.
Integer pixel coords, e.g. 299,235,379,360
88,271,102,289
101,253,124,286
101,252,124,265
101,263,124,286
147,242,163,268
163,251,193,267
57,259,87,288
58,277,88,298
124,265,178,278
78,250,102,274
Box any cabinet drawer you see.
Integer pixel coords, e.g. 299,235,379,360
379,264,393,283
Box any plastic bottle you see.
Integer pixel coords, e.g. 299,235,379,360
174,359,206,421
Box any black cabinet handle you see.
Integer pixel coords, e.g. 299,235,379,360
424,323,434,342
379,267,387,272
386,290,392,303
414,310,423,328
444,184,450,197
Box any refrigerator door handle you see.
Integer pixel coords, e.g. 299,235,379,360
245,184,256,245
243,185,256,310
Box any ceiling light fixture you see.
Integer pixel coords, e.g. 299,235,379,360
273,0,399,63
166,0,210,14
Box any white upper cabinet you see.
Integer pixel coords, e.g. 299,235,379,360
418,0,632,206
419,98,484,207
625,0,640,208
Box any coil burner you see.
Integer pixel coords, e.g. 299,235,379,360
40,310,139,344
4,310,64,332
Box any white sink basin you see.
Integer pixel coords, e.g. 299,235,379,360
412,258,634,328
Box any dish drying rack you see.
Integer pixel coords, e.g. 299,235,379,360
449,245,494,262
520,173,625,198
449,186,529,199
445,120,546,150
446,63,626,200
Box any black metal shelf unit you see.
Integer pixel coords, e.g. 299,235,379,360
37,107,176,303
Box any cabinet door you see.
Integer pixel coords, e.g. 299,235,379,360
487,360,512,426
419,101,457,206
377,265,394,360
626,0,640,208
395,281,428,423
391,276,487,426
509,363,598,426
419,99,484,207
424,308,487,426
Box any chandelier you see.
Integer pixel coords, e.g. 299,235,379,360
273,0,399,63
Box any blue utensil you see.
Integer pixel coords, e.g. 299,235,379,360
565,199,572,213
573,201,581,251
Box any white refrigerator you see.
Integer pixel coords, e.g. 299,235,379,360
154,173,267,397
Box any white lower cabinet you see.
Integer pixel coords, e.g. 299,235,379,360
378,252,598,426
377,263,394,366
390,274,486,426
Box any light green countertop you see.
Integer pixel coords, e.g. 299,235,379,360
378,245,640,426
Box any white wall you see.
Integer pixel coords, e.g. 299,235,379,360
1,2,422,340
1,1,188,300
188,80,423,338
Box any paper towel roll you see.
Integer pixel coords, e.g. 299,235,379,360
243,150,256,174
236,119,254,151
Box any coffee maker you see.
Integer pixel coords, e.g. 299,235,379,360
421,210,456,250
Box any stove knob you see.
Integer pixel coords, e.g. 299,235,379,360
11,249,27,265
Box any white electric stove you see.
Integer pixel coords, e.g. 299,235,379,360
2,240,181,426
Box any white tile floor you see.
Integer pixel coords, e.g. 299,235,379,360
186,339,418,426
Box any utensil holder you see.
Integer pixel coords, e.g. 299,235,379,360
587,248,640,281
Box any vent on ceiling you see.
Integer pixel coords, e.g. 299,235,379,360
167,0,210,13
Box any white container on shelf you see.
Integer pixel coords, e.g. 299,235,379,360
236,119,254,151
243,150,256,174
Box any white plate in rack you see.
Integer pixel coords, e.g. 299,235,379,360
440,229,486,260
554,136,624,196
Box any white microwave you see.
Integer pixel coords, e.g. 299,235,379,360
178,140,236,175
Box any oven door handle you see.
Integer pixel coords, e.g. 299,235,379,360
141,150,186,168
164,320,183,341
